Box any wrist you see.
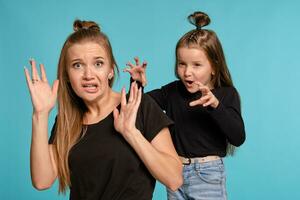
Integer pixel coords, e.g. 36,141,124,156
123,128,141,144
32,111,49,121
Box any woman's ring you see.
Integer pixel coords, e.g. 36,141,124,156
32,79,39,84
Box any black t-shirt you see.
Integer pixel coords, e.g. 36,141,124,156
49,94,173,200
146,80,246,157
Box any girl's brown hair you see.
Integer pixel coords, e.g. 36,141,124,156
52,20,118,193
175,11,238,155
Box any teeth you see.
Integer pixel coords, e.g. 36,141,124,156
84,85,96,88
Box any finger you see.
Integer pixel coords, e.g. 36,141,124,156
194,81,204,88
199,95,211,103
189,99,203,107
141,73,147,87
113,108,119,120
135,87,142,108
132,82,139,104
24,67,33,89
123,67,132,72
194,81,209,93
30,59,41,81
40,64,48,82
126,62,135,68
121,87,127,107
199,86,210,95
203,98,215,107
189,93,211,106
141,61,147,69
123,67,134,76
52,80,59,97
134,57,140,66
128,82,135,103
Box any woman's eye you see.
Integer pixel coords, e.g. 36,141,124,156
194,63,202,68
73,63,82,68
95,61,103,68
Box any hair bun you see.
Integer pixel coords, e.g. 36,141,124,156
73,20,101,32
188,11,210,29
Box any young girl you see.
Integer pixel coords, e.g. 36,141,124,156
24,20,182,199
126,11,246,200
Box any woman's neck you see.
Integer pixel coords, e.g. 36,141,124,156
83,90,121,124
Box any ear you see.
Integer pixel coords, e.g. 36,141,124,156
108,69,114,80
211,67,216,76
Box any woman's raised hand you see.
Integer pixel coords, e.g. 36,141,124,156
124,57,147,86
113,82,142,139
24,59,59,114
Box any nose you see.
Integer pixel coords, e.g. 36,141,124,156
83,66,94,80
184,66,192,77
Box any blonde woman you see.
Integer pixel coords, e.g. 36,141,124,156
25,20,182,200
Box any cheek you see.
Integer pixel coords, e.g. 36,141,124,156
195,71,212,83
176,68,184,77
67,73,81,91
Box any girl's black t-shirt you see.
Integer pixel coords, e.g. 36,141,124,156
146,80,246,157
49,94,173,200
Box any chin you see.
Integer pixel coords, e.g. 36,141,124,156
186,87,198,94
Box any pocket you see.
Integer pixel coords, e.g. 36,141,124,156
194,161,225,184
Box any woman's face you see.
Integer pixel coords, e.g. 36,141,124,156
176,47,215,93
66,41,114,103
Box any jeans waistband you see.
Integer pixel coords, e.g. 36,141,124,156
179,156,221,165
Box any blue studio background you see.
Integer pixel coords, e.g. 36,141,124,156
1,0,299,199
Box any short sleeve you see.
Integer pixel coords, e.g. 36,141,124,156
135,94,173,142
49,117,57,144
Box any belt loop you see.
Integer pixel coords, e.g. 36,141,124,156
183,157,191,165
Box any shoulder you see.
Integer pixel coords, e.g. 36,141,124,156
136,94,173,142
140,93,158,107
157,80,180,97
161,80,178,90
214,86,241,104
214,86,239,96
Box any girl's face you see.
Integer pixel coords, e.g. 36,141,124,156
66,41,114,104
177,47,215,93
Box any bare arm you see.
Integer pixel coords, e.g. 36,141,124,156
30,114,57,190
124,127,183,191
189,82,245,146
113,82,183,191
24,59,59,190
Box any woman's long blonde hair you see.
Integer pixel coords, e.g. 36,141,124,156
51,20,118,193
175,11,239,155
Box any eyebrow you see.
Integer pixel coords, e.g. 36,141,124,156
70,58,81,63
94,56,104,60
70,56,105,63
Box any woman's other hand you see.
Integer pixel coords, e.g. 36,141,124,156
24,59,59,115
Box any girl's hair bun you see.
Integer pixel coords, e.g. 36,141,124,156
188,11,210,29
73,20,101,32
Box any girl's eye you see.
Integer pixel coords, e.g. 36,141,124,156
178,62,185,67
194,63,202,68
95,61,103,68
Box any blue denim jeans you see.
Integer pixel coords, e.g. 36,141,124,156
167,159,227,200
